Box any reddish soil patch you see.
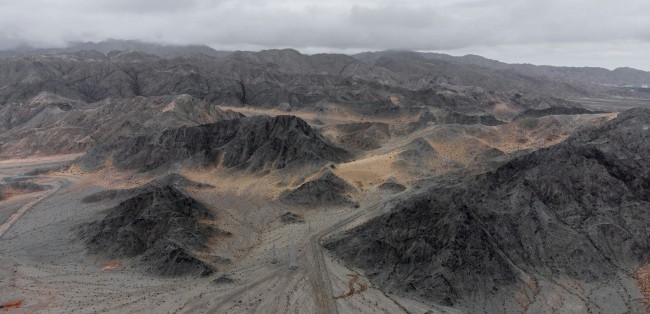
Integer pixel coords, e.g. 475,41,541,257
357,283,368,293
101,261,119,271
334,274,367,300
0,300,22,311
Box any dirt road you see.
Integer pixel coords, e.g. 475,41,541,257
307,201,382,314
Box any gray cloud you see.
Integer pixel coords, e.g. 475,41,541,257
1,0,650,69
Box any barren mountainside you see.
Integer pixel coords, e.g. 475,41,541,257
326,108,650,313
79,115,352,172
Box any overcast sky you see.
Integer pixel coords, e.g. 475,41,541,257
1,0,650,70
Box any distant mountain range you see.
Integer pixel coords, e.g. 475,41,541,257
1,40,649,158
354,50,650,90
2,39,650,90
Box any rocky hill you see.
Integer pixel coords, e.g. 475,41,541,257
77,185,217,277
325,108,650,312
280,170,356,207
79,115,352,172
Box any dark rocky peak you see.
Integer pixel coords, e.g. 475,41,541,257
219,115,353,171
77,185,216,277
79,115,352,172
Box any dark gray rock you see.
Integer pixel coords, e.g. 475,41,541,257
78,115,352,173
280,170,356,206
81,173,212,204
139,239,213,277
324,122,391,151
279,212,304,224
77,185,216,277
209,256,232,264
377,180,407,193
395,137,437,169
212,275,234,285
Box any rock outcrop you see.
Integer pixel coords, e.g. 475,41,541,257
377,178,407,193
279,212,304,224
322,122,391,151
81,173,212,204
280,170,356,206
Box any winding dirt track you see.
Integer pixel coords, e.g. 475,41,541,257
307,201,382,314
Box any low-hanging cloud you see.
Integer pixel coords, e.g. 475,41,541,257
1,0,650,69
